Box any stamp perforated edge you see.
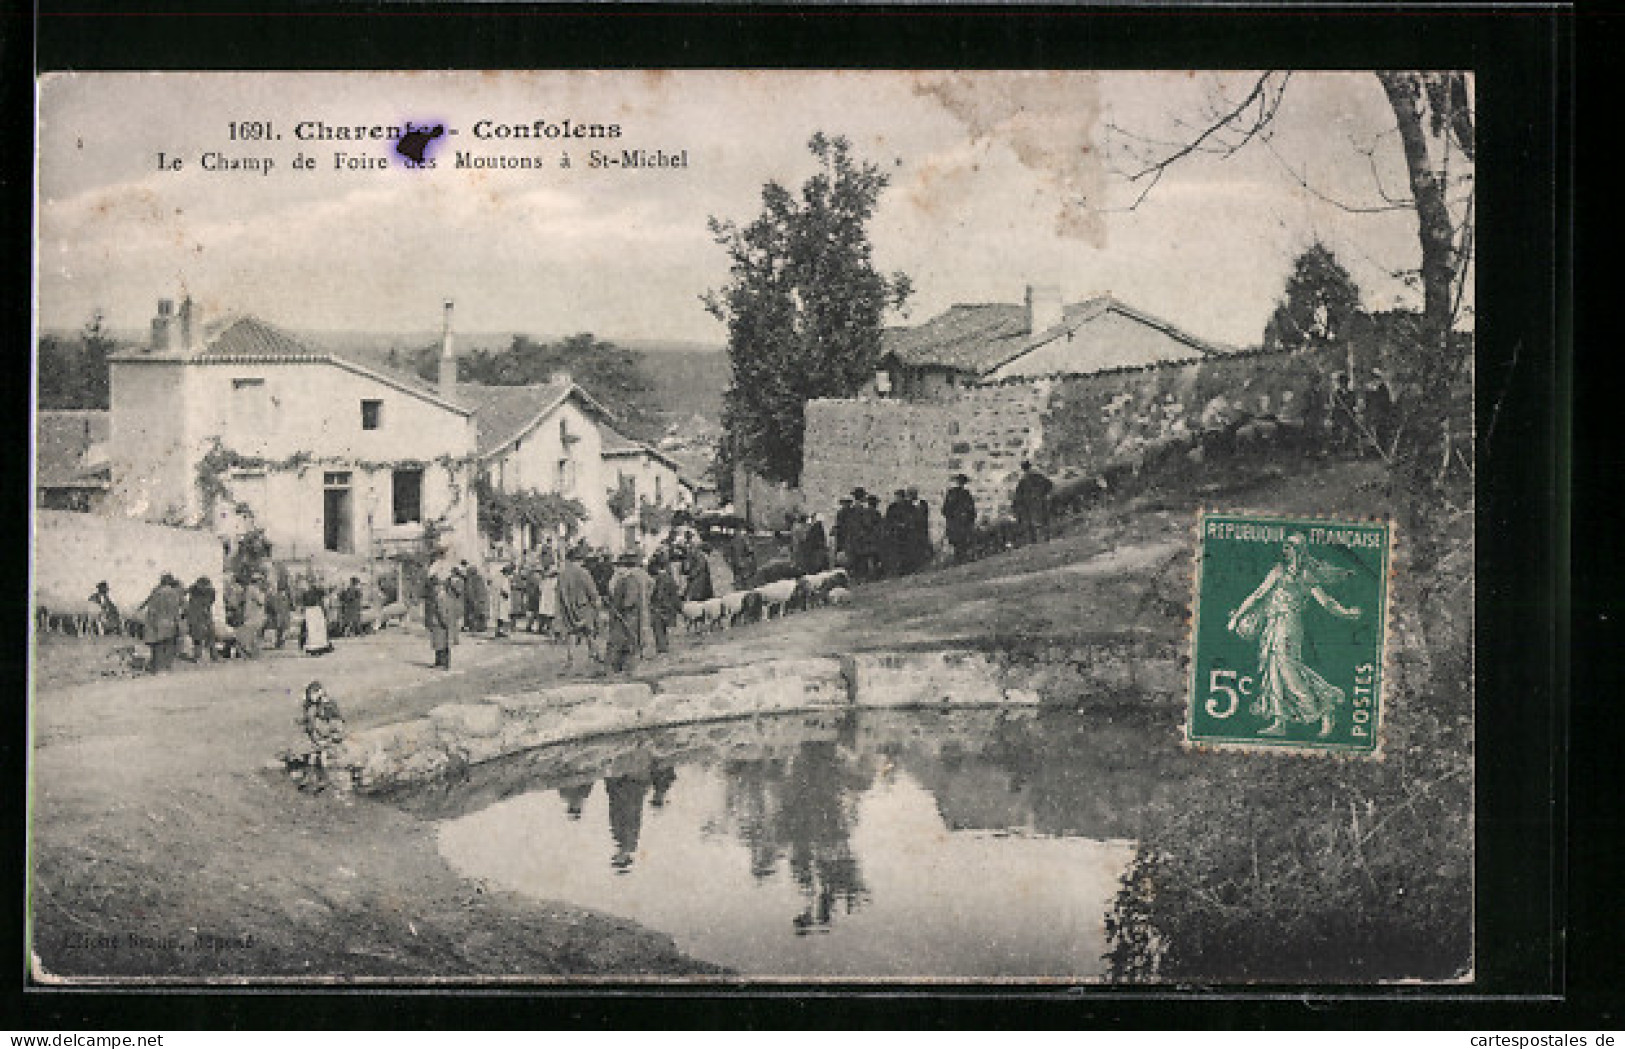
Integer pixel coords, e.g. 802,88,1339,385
1179,507,1397,761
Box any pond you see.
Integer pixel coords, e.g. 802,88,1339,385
423,705,1191,979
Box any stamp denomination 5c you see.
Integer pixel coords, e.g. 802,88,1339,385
1187,513,1391,755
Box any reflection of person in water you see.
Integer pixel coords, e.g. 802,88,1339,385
558,781,594,821
1228,533,1363,737
605,774,650,873
777,741,872,934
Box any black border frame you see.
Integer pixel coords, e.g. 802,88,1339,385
10,2,1582,1030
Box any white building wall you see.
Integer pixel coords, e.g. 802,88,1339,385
113,359,478,559
108,362,195,523
484,399,616,550
985,310,1205,380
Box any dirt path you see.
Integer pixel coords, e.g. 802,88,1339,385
29,455,1391,981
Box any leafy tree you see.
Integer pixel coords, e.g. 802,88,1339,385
392,333,661,440
36,312,115,409
705,133,912,486
1263,242,1363,354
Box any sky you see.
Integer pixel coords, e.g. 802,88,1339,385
34,70,1469,349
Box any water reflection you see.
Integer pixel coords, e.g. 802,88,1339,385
430,707,1196,977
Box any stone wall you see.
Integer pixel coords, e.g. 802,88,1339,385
801,384,1049,534
802,345,1364,525
32,509,223,614
323,644,1189,795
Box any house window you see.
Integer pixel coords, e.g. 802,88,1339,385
393,468,423,525
557,458,576,494
654,474,663,505
361,399,383,430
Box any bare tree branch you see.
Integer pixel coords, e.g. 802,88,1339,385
1112,72,1289,211
1262,135,1415,215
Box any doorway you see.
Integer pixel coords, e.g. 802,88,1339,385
323,471,354,553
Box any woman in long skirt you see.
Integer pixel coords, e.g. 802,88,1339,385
301,584,334,656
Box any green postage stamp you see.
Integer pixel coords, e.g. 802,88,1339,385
1187,513,1392,755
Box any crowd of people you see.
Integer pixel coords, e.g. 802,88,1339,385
118,462,1063,678
126,564,382,672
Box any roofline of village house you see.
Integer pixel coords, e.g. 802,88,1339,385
473,383,621,463
105,352,477,417
882,295,1228,379
601,441,685,474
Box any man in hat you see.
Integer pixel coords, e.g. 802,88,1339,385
603,551,651,674
802,512,830,575
184,575,217,662
907,486,932,572
943,473,977,564
423,572,453,669
647,551,681,656
337,576,364,638
555,546,602,667
833,495,856,567
856,493,885,581
1013,460,1055,546
139,572,185,672
884,488,913,578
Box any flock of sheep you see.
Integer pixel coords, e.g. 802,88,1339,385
678,568,851,634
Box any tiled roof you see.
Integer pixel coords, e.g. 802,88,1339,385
454,380,572,456
35,410,111,488
600,426,685,473
199,316,314,358
882,295,1224,376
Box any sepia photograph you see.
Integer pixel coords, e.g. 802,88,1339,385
30,68,1476,985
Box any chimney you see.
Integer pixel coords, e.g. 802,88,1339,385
177,296,204,354
150,298,174,354
439,299,457,397
1025,284,1064,336
550,370,572,387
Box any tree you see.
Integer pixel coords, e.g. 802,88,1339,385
1111,71,1473,636
391,333,661,440
705,132,912,486
1263,241,1363,354
36,311,115,409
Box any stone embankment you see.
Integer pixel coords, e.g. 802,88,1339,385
326,645,1184,793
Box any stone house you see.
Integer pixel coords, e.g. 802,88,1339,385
462,373,625,555
868,286,1227,402
108,298,481,563
35,409,111,512
601,428,694,554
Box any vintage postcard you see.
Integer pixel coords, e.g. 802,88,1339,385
30,70,1474,985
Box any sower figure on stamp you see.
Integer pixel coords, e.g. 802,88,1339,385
1228,533,1363,738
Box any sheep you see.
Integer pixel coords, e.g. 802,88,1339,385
753,578,807,620
803,569,851,607
720,588,763,627
825,587,852,606
35,592,97,636
679,601,709,633
680,598,728,633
